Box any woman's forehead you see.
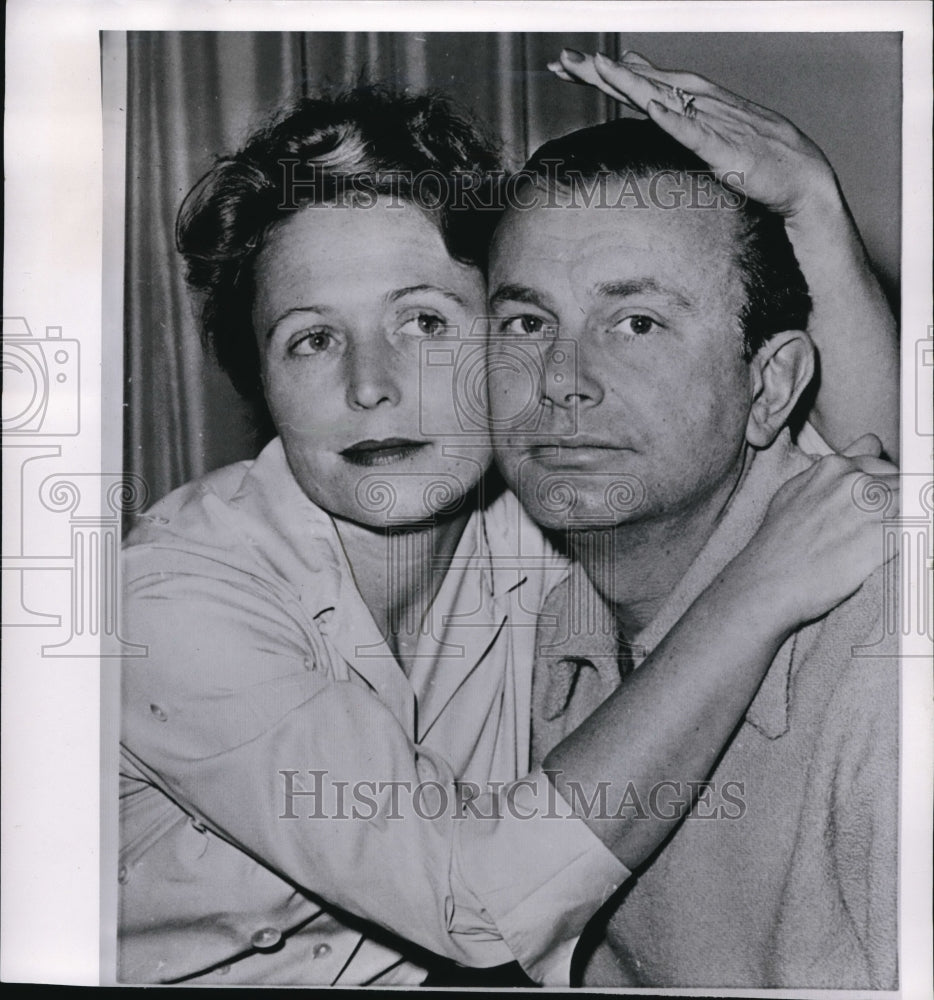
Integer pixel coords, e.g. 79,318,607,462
253,201,487,309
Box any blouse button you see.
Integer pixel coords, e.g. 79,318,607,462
251,927,282,950
313,943,332,959
149,704,168,722
117,865,128,884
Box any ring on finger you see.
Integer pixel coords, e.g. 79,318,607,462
673,86,697,119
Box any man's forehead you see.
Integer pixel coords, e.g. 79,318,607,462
490,193,742,301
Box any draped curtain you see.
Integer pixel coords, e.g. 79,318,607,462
123,31,900,506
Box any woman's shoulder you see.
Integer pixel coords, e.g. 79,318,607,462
122,438,339,587
124,455,262,555
127,460,255,534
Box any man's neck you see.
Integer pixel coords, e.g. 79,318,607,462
571,455,752,639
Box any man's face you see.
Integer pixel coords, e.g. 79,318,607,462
487,177,757,532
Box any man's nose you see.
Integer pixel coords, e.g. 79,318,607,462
345,341,401,410
540,343,603,410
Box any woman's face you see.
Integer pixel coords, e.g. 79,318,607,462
252,197,492,528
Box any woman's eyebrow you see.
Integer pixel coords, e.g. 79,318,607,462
265,305,332,341
488,283,552,311
386,284,469,308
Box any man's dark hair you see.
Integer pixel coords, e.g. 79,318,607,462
176,87,503,399
519,118,812,359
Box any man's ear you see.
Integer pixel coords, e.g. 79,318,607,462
745,330,816,448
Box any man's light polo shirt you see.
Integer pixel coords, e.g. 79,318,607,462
532,431,898,989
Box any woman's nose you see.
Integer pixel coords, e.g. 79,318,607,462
345,342,402,410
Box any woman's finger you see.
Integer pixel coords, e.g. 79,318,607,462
547,62,584,84
618,49,654,68
554,51,641,110
613,61,731,104
600,54,789,131
848,455,899,477
644,100,724,159
840,433,884,459
556,49,605,85
593,53,681,112
549,62,640,109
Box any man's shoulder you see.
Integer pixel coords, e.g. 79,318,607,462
808,565,897,666
791,565,899,731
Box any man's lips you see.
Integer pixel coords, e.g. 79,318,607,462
522,439,632,467
339,438,429,467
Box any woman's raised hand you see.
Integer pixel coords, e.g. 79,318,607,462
548,48,838,218
732,434,899,630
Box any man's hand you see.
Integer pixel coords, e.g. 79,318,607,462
548,48,838,217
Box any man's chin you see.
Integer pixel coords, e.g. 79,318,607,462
504,459,649,531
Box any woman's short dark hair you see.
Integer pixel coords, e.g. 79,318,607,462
176,87,503,399
520,118,812,359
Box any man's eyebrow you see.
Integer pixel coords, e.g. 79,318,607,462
386,284,469,308
594,279,694,311
488,283,552,311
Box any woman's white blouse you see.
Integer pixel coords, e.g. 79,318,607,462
118,437,628,985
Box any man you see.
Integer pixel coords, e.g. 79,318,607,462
487,118,898,989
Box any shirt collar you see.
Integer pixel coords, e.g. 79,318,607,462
232,437,509,729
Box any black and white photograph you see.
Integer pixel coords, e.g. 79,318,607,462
2,2,932,993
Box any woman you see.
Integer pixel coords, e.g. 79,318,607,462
118,66,897,985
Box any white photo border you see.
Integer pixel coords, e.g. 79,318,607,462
2,1,931,994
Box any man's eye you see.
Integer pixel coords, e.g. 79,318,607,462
614,315,658,337
400,312,448,337
498,315,548,336
290,330,335,355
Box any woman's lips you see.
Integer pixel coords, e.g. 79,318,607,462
339,438,429,467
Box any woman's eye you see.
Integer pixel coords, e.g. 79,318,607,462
498,315,548,337
613,315,659,337
290,330,335,355
399,312,448,337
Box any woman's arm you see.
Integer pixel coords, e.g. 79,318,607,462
545,445,897,869
120,446,893,979
550,49,899,461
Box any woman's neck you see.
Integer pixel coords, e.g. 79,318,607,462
331,508,473,676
